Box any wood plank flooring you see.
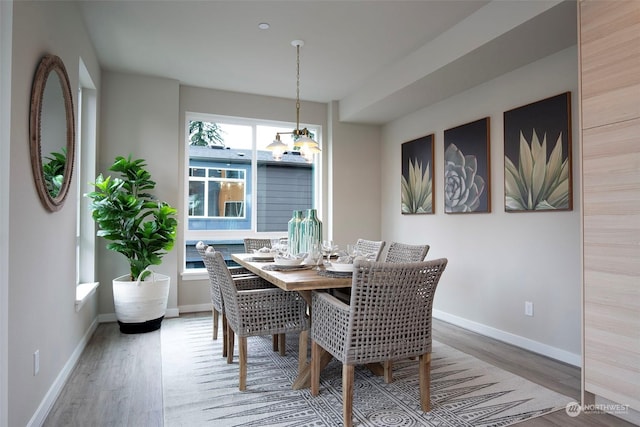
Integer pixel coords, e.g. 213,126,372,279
43,313,635,426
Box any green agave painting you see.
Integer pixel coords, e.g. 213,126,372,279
401,157,432,214
505,130,570,210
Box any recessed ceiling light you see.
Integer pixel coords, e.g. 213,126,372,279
258,23,270,30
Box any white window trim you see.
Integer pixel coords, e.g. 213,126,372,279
75,281,99,312
182,112,322,273
75,58,98,309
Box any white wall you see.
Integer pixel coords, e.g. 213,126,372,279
1,2,12,425
328,101,382,247
381,46,581,365
8,1,101,425
97,71,180,318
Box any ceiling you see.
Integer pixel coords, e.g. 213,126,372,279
79,0,577,125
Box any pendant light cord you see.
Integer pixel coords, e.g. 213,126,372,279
295,42,301,134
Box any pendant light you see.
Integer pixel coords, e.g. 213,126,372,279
266,40,320,163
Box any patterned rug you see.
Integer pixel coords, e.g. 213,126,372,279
161,314,572,426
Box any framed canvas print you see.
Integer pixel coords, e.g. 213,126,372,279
444,117,491,213
503,92,572,212
401,134,434,214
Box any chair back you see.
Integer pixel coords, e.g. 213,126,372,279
354,239,386,261
243,238,272,253
346,258,447,364
205,250,240,329
197,242,224,312
384,242,430,263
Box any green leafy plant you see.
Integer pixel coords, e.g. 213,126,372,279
43,148,66,198
401,157,432,213
505,130,569,210
86,155,178,281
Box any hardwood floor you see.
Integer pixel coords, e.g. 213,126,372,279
43,313,635,426
43,321,163,427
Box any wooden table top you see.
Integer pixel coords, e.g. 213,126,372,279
231,253,352,292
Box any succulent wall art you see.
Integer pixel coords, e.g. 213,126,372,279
503,92,572,212
443,118,491,213
401,134,434,214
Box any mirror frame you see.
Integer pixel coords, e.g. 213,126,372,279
29,54,76,212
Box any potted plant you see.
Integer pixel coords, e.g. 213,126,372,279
86,155,178,333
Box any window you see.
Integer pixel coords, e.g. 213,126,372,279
75,59,99,310
188,166,246,218
184,114,320,270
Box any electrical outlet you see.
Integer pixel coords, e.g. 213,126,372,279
34,350,40,376
525,301,534,317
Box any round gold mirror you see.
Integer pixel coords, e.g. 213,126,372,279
29,54,76,212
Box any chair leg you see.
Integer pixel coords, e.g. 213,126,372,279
239,336,247,391
212,306,219,340
222,315,228,358
342,364,354,427
272,334,278,352
278,333,286,356
226,323,234,364
419,353,432,412
383,360,393,383
311,340,321,396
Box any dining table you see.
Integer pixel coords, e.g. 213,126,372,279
231,252,352,389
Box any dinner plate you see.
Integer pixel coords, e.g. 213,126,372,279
271,264,309,271
252,252,275,260
326,263,354,273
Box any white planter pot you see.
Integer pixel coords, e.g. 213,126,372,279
112,272,170,333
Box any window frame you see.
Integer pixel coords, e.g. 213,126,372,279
182,112,322,272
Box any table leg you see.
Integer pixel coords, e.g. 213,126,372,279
292,290,333,389
292,347,332,390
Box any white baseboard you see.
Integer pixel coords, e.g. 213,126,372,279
433,309,581,367
165,308,180,318
178,304,210,313
27,318,99,427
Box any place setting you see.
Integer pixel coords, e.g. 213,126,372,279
263,255,313,272
262,239,315,271
248,238,288,262
316,241,356,278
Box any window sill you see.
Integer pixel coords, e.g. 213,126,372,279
181,270,207,281
75,282,99,312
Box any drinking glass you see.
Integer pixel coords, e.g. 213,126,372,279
322,240,337,265
278,238,289,256
270,238,280,253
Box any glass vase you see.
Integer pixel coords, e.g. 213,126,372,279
300,208,322,254
287,210,304,255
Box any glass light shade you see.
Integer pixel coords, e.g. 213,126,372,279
300,146,319,163
266,138,287,161
292,134,317,149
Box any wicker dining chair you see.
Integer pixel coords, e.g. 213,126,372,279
384,242,430,263
310,258,448,427
206,249,309,391
196,242,273,356
196,241,253,278
243,238,274,253
353,238,386,261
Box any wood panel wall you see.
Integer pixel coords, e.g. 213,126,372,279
580,0,640,411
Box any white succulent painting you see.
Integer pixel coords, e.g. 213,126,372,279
444,143,486,212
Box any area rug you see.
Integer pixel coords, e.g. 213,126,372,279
161,314,572,427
